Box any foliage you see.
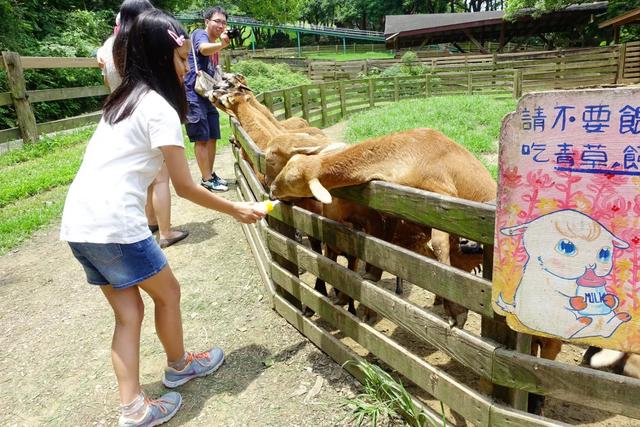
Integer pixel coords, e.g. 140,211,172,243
505,0,640,43
381,51,429,77
0,116,230,254
231,60,311,93
0,127,93,167
343,360,441,427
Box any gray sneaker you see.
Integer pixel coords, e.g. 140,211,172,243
210,172,228,186
201,178,228,192
118,392,182,427
162,347,225,388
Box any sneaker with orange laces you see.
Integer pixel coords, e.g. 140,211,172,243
118,392,182,427
162,347,225,388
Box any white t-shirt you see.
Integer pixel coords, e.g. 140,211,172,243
60,90,184,243
97,36,122,92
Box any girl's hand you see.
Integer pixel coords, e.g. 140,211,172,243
232,202,266,224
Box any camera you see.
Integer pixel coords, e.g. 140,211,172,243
225,27,241,40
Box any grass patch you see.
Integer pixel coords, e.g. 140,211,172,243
0,185,69,255
0,127,94,167
231,60,311,94
344,95,515,178
344,360,442,427
0,110,234,254
304,51,394,61
0,143,87,207
345,95,515,155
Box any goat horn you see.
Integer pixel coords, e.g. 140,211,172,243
308,178,332,204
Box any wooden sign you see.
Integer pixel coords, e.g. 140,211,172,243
493,88,640,352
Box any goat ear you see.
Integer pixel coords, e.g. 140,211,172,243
309,178,332,204
291,145,324,155
500,224,528,236
318,142,347,154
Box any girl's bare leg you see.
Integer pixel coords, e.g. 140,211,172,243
100,285,145,404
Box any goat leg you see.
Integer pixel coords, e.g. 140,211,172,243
432,229,469,327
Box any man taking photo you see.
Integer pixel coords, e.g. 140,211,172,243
184,6,230,192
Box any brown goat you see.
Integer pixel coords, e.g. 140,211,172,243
212,91,328,148
270,128,496,326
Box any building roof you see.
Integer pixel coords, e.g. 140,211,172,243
598,7,640,29
385,2,609,48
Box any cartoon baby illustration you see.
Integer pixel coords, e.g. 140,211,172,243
497,209,631,339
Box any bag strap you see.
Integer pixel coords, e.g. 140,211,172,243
190,33,199,75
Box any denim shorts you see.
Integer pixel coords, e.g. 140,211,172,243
68,236,167,289
186,96,221,142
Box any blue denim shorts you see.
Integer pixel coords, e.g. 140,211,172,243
186,96,221,142
68,236,167,289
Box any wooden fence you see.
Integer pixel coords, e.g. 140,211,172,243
258,71,516,129
1,41,638,145
304,42,639,83
0,53,107,145
244,43,390,58
231,79,640,426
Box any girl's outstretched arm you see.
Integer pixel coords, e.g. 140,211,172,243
160,145,265,224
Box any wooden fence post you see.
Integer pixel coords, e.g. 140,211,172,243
467,72,473,95
319,84,328,127
264,92,274,112
479,246,527,409
368,79,375,107
2,51,38,144
283,89,292,119
513,69,523,99
616,43,627,84
223,52,231,72
300,86,309,121
339,81,346,119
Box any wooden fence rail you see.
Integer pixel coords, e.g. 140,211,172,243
230,76,640,424
0,53,106,146
231,66,640,426
257,42,637,83
2,42,638,146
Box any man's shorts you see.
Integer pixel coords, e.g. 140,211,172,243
186,95,221,143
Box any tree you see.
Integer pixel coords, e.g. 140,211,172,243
504,0,640,42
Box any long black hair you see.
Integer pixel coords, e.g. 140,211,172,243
113,0,154,76
103,10,188,124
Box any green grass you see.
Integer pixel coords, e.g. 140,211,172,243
0,112,233,256
344,95,516,177
344,360,443,427
0,93,510,255
303,51,394,61
0,186,69,254
0,127,94,167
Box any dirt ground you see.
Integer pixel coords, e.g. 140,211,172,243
0,147,360,427
1,132,639,426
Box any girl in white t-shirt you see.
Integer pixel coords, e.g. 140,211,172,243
61,10,264,427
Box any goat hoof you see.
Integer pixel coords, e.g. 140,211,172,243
447,316,457,328
303,306,315,317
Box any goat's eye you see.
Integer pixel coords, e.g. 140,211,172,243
555,239,577,256
598,247,612,262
